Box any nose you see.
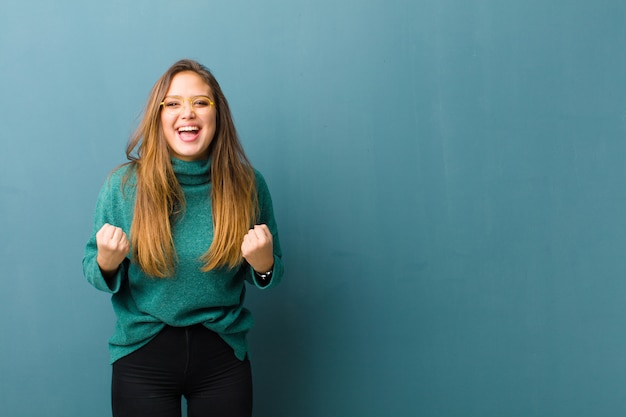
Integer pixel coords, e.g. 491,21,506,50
180,99,196,118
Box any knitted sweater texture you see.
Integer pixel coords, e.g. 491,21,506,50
82,158,283,364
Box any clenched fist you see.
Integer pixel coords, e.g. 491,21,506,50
96,223,130,275
241,224,274,273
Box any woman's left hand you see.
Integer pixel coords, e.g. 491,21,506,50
241,224,274,273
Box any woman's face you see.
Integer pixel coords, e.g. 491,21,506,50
160,71,217,161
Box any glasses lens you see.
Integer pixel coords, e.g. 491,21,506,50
191,97,212,111
162,98,182,114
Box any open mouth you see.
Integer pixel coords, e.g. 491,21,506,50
177,125,200,141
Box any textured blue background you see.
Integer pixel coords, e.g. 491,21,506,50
1,1,626,416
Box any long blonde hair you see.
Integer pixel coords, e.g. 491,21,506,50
125,59,257,277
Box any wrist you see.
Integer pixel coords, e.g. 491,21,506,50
251,258,274,275
97,256,116,273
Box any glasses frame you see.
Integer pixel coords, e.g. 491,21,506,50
160,95,215,115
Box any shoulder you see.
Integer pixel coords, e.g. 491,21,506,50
253,167,266,184
107,163,136,184
92,163,137,224
252,168,271,194
99,163,137,198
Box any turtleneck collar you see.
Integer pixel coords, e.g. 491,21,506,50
171,157,211,186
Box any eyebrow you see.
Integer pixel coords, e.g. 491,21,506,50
163,95,213,99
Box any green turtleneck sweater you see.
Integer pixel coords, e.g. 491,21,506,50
82,158,283,364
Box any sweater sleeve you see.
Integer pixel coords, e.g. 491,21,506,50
247,170,284,290
82,171,131,294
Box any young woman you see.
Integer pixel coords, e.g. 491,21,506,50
83,59,283,417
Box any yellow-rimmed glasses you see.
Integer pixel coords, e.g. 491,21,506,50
160,95,215,115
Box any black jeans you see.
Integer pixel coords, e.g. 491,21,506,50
111,325,252,417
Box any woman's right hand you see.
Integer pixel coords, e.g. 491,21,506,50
96,223,130,275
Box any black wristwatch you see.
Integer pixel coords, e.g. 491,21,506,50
254,269,273,286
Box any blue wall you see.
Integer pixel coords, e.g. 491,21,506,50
2,1,626,416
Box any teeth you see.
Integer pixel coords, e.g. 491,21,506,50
178,126,199,132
